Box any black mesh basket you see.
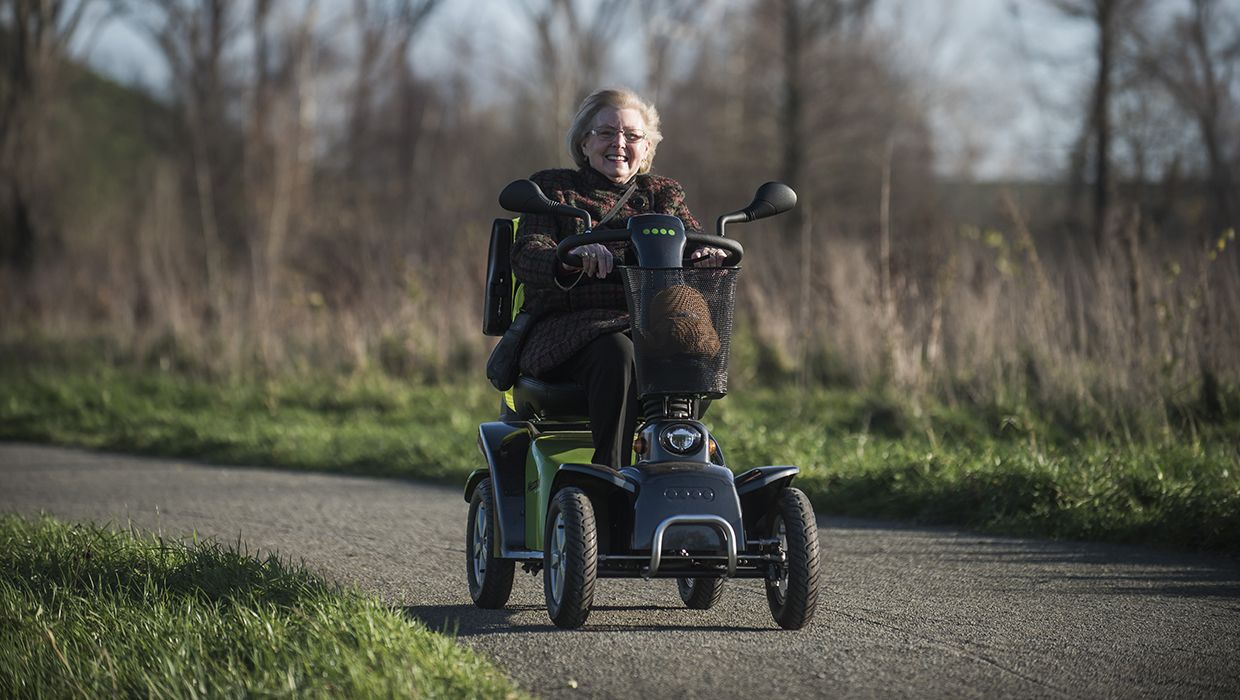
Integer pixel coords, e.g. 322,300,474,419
620,267,740,398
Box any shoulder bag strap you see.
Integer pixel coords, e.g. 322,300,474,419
596,180,639,227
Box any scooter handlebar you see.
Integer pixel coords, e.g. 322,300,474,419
555,230,745,271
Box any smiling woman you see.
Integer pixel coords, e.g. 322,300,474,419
508,87,729,469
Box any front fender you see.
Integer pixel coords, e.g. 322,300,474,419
463,468,489,503
471,421,531,553
736,466,799,534
551,464,638,556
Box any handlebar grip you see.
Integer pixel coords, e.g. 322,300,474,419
555,229,630,266
685,233,744,266
559,256,623,283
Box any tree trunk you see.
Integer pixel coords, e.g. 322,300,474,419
1090,0,1114,253
780,0,805,237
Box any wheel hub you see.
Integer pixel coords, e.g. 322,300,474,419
473,501,488,581
771,516,789,601
549,512,567,604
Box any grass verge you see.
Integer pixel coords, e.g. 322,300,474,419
0,514,521,698
1,360,1237,554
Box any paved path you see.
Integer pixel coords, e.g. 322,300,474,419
2,443,1238,698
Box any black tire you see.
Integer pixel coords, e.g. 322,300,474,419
466,478,514,609
543,487,598,629
677,576,726,609
765,487,820,629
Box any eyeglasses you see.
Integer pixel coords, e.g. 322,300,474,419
589,127,647,143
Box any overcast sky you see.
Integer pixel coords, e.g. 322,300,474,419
79,0,1094,180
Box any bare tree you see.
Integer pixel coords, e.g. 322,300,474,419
1133,0,1238,240
347,0,440,177
135,0,241,317
774,0,873,204
244,1,322,366
0,0,99,272
519,0,629,164
634,0,701,105
1048,0,1147,252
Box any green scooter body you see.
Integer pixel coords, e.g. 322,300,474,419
525,432,594,550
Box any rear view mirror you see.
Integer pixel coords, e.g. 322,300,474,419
715,182,797,236
744,182,798,221
499,180,554,214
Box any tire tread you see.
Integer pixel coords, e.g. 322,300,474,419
467,479,514,609
767,487,820,629
545,488,597,628
679,577,726,609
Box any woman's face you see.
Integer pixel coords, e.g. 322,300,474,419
583,106,649,183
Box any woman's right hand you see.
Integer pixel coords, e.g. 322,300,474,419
567,243,614,279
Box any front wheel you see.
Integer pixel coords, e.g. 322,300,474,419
765,487,820,629
466,478,514,608
544,487,598,629
678,577,726,609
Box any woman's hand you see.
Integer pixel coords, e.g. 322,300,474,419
689,246,728,268
567,243,615,278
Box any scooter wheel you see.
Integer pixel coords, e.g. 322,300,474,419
467,478,514,608
765,487,820,629
678,577,726,609
544,487,597,629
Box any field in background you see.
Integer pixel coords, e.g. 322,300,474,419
3,1,1238,444
3,0,1238,558
0,514,521,698
3,355,1236,553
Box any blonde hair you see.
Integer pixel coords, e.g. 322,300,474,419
566,88,663,174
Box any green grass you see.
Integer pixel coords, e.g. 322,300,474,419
0,514,521,699
0,363,492,482
710,390,1240,551
2,359,1237,554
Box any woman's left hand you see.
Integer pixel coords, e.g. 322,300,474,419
689,246,729,268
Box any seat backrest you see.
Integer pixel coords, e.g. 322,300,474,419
483,217,527,414
482,217,522,336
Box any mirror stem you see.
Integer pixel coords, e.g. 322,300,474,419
715,212,747,237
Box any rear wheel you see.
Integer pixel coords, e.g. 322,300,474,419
765,487,820,629
466,478,514,608
677,577,726,609
544,487,597,629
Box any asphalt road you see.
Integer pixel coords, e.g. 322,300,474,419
2,443,1239,698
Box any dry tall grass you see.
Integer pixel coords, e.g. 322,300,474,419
735,191,1238,432
4,171,1235,440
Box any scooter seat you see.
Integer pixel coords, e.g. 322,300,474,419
511,375,589,421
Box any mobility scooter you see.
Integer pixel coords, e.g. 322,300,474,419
465,178,820,629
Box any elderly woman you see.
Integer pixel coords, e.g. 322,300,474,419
511,88,725,468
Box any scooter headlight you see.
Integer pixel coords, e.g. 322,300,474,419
660,424,703,455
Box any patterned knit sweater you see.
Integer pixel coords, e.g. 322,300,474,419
512,166,703,377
